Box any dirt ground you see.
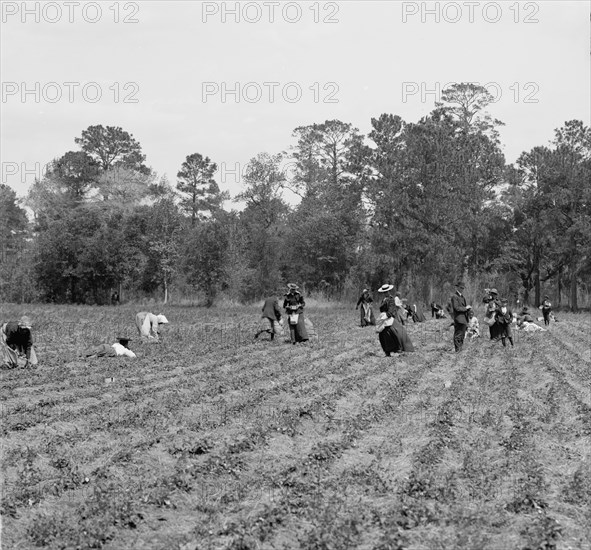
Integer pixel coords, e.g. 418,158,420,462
1,303,590,549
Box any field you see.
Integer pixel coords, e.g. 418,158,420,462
1,303,590,550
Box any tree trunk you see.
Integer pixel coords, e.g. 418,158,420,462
163,278,168,304
569,254,578,312
557,266,562,307
534,246,541,307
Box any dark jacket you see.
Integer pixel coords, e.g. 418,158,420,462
262,298,282,321
4,321,33,360
283,291,305,314
495,307,513,325
356,292,373,307
381,295,397,317
450,292,469,325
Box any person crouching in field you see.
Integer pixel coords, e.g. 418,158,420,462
517,307,546,332
406,304,426,323
283,284,309,344
539,295,552,326
355,288,375,327
450,281,471,352
376,303,415,356
135,312,169,341
495,298,514,347
1,316,38,369
255,294,284,341
84,337,137,358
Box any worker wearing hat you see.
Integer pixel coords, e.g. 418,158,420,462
283,283,309,344
483,287,501,340
135,312,169,341
495,298,514,347
450,280,472,352
1,315,38,368
355,288,375,327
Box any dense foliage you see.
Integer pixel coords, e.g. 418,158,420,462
1,87,589,307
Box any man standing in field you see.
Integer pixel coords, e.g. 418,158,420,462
450,281,471,352
1,316,38,368
539,295,552,326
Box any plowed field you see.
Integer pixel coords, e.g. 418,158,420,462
1,304,590,549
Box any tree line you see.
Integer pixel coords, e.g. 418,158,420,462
1,84,589,309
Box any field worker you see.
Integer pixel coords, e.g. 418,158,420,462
407,304,426,323
377,284,403,323
539,295,552,326
1,316,38,369
483,288,501,340
517,307,546,332
283,284,309,344
135,312,169,341
84,337,137,358
450,280,471,352
430,302,446,319
495,298,514,347
355,288,375,327
395,292,409,324
254,293,284,341
376,303,415,356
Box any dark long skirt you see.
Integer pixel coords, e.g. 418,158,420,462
289,313,309,343
378,320,415,355
411,310,426,323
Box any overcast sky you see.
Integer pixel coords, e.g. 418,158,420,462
1,0,589,202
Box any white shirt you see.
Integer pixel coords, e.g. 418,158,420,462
112,343,137,358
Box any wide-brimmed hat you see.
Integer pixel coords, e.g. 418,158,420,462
287,283,299,291
455,280,465,288
18,316,32,329
544,295,549,299
362,288,369,293
500,298,508,304
490,288,498,295
378,284,394,293
156,314,169,324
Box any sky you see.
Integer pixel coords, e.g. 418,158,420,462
1,0,590,203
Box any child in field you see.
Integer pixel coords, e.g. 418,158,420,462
539,296,552,325
495,298,514,347
465,310,480,340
